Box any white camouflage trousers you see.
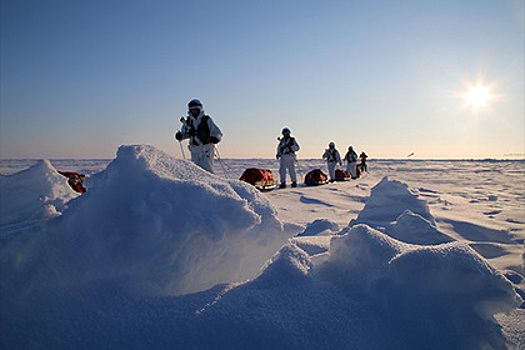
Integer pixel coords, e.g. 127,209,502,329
346,161,357,178
189,143,215,174
327,162,337,180
279,156,297,184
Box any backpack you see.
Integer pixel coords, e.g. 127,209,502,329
346,151,358,163
279,137,296,155
196,115,211,144
326,149,338,162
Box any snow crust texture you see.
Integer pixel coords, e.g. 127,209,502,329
353,176,435,227
0,160,77,225
1,146,522,349
44,145,287,296
198,225,520,349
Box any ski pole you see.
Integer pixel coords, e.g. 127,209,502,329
176,116,188,160
179,141,186,159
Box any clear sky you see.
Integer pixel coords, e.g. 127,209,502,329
1,0,523,159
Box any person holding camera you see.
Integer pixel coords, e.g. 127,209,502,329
175,99,223,173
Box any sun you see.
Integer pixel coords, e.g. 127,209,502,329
463,83,493,109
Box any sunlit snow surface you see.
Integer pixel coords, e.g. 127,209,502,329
1,146,524,349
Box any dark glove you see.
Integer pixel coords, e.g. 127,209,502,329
175,131,183,141
210,136,220,144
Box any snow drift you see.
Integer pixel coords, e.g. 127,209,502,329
350,176,457,246
0,160,78,226
318,225,521,349
352,176,435,228
195,176,521,349
1,153,522,349
296,218,340,236
387,210,455,245
198,225,520,349
45,145,288,295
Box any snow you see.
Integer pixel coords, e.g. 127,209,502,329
386,209,455,245
351,176,436,228
296,218,340,236
0,160,78,226
1,145,524,349
46,145,289,296
318,225,520,348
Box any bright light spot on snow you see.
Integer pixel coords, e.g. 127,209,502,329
463,83,493,109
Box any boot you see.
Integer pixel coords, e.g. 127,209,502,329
291,182,297,188
279,183,286,189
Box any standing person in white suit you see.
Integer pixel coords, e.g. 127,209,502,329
344,145,359,179
276,127,300,188
175,99,223,174
322,142,342,182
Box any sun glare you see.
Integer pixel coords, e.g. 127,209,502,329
463,84,493,109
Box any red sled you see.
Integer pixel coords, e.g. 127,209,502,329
57,171,87,194
335,169,351,181
240,168,278,191
305,169,329,186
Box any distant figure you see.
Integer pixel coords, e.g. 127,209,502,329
175,99,223,174
276,127,300,188
358,151,368,174
322,142,342,182
57,171,87,194
344,146,359,179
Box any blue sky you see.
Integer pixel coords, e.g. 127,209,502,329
1,0,523,159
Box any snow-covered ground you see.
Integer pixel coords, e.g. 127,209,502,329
1,145,524,349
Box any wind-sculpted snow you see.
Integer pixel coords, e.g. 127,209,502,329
352,176,435,228
197,226,521,349
387,210,455,245
296,218,340,236
1,154,522,349
45,145,287,295
314,225,521,349
349,176,456,246
0,160,78,226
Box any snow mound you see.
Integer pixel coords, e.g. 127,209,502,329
316,224,522,348
296,218,339,236
291,235,332,257
253,244,312,288
351,176,435,229
202,224,521,349
386,210,455,245
323,224,406,282
46,145,288,296
0,160,78,226
323,224,517,303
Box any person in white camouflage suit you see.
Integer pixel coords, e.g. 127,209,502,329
276,127,300,188
176,99,222,173
322,142,342,182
